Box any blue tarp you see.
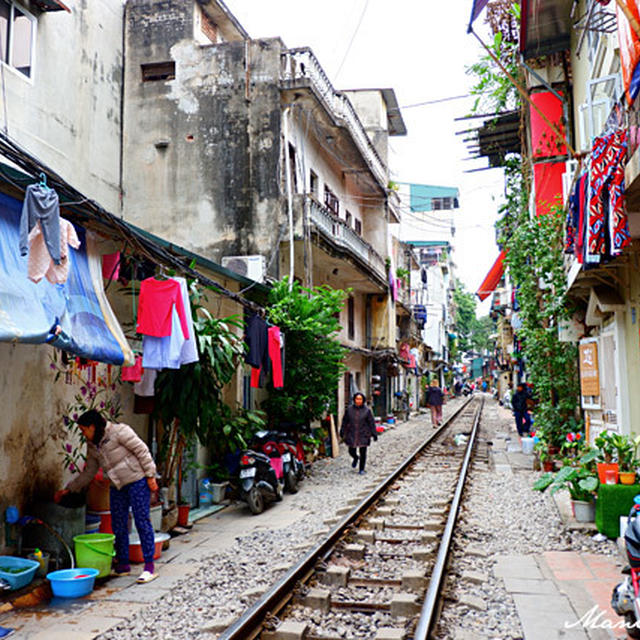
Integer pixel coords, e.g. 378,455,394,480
0,191,126,364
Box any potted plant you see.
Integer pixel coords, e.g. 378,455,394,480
594,430,620,484
177,498,190,527
610,433,637,485
533,450,599,522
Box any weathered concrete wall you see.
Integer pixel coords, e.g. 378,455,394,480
0,340,147,552
123,1,284,272
5,0,123,211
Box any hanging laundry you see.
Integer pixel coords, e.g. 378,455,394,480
28,218,80,284
136,277,189,338
134,368,157,397
268,326,284,388
141,277,198,369
250,324,284,389
588,130,630,260
122,354,143,382
102,252,121,281
143,307,185,369
19,183,61,264
244,313,269,370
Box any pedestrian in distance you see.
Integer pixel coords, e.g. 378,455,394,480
340,392,377,475
55,409,159,584
511,383,532,436
425,378,444,428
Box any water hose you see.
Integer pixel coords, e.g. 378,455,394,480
18,517,75,569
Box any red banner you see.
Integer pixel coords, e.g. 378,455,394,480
616,0,640,104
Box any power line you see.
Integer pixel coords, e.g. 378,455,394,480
397,94,471,110
334,0,370,81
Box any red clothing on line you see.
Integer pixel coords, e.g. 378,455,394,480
122,354,143,382
268,326,283,388
136,278,190,339
250,326,284,389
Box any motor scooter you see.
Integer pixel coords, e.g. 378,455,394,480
252,431,301,493
238,448,283,515
611,495,640,637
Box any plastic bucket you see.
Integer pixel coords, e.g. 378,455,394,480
47,568,99,598
73,533,115,578
521,437,535,455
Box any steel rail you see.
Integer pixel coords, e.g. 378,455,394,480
218,396,477,640
413,397,485,640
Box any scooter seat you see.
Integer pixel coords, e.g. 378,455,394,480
270,457,283,478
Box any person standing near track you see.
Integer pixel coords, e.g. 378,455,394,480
425,378,444,428
511,382,532,436
340,392,377,475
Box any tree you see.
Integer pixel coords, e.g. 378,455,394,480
453,279,477,352
470,315,494,352
262,278,348,427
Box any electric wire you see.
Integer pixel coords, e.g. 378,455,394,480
334,0,371,81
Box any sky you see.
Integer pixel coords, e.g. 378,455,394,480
223,0,504,315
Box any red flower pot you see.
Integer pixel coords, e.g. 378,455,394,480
177,504,190,527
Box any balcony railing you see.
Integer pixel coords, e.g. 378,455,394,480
307,197,386,279
281,47,387,187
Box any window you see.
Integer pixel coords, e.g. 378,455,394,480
324,185,339,216
141,61,176,82
345,210,353,227
347,296,354,339
431,196,458,210
0,1,35,78
288,143,298,193
354,219,362,236
309,170,318,196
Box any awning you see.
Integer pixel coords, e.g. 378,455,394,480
467,0,490,32
33,0,71,12
476,250,506,301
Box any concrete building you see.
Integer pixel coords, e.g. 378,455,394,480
122,0,407,419
396,183,458,385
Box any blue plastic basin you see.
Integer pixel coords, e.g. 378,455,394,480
46,568,100,598
0,556,39,590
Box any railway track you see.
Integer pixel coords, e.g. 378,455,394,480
218,396,484,640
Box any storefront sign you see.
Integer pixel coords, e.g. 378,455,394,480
579,342,600,396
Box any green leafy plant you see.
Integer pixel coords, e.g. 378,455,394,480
594,430,617,463
262,278,348,427
533,450,599,502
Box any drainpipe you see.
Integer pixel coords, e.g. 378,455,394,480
283,107,294,290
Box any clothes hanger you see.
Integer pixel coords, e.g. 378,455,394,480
39,172,50,191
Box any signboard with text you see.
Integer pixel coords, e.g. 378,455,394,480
579,342,600,397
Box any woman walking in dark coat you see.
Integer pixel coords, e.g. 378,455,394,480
340,392,377,474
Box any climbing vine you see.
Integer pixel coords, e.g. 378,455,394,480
499,200,580,448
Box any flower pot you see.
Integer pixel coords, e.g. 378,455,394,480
571,499,595,523
542,460,554,472
548,446,560,455
620,471,637,485
177,504,190,527
211,482,228,504
597,462,619,484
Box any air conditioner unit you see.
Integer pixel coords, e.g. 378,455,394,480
221,255,266,283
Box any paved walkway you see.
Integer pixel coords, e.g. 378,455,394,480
0,502,306,639
492,410,627,640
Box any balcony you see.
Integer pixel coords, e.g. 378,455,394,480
281,47,387,188
307,196,386,281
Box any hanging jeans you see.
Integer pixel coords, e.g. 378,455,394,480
349,447,367,472
110,477,155,567
514,411,531,436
